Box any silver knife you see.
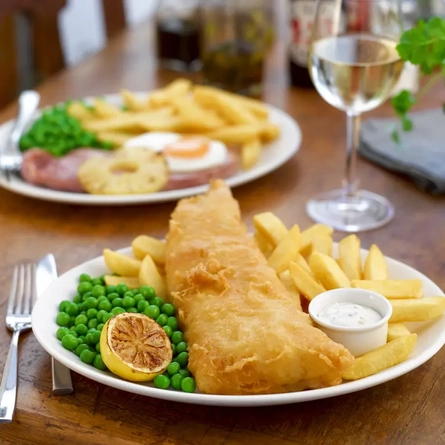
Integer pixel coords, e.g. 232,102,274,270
36,254,74,395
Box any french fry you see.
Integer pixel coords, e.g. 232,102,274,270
138,115,184,133
258,123,280,142
96,131,136,147
387,323,411,342
149,79,192,107
254,232,274,258
206,125,260,145
289,261,326,301
351,280,423,299
253,212,287,247
104,275,140,289
194,86,258,125
267,225,301,274
92,98,122,118
83,113,147,133
241,138,262,170
363,244,388,280
120,89,147,111
131,235,166,266
300,224,334,256
342,334,417,380
389,297,445,322
279,270,302,310
103,249,142,277
310,234,333,257
338,234,362,281
139,254,167,298
294,253,314,277
309,252,351,289
67,102,93,122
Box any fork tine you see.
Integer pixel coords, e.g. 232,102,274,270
6,266,19,315
14,265,25,314
22,264,34,315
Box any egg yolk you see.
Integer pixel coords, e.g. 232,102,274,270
163,136,210,158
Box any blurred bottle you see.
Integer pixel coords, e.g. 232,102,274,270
200,0,270,97
156,0,202,72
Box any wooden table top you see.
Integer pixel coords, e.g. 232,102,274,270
0,14,444,445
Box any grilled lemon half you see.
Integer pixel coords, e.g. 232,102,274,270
100,313,172,382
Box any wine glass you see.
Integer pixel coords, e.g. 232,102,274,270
307,0,405,232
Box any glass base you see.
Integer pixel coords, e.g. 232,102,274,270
306,189,394,232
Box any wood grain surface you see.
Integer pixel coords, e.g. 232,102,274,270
0,7,444,445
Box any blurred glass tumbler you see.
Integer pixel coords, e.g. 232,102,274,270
200,0,271,97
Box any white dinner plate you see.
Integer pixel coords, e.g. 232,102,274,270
32,245,445,407
0,94,301,206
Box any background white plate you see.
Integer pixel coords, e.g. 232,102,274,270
32,246,445,407
0,95,301,206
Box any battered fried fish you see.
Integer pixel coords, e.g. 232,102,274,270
165,181,354,395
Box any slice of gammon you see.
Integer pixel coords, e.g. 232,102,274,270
21,148,110,192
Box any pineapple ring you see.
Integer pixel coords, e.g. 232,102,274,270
78,148,168,195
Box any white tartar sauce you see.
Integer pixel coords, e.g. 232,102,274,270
318,302,382,328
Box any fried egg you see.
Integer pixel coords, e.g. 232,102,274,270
124,132,229,173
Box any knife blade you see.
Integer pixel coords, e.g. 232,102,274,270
36,254,74,395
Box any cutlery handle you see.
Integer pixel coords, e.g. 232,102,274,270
8,91,40,151
51,357,74,395
0,329,21,423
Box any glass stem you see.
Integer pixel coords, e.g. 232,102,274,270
343,111,361,198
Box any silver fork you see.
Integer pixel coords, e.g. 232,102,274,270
0,90,40,181
0,263,36,423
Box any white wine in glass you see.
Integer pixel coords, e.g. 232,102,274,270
307,0,405,232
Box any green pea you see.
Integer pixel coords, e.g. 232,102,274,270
96,323,104,331
56,312,71,327
69,316,76,326
161,303,175,316
65,303,79,316
171,331,184,345
97,295,108,303
102,313,113,323
61,334,78,351
81,291,93,302
75,344,91,357
84,297,98,309
79,302,87,312
58,300,72,312
91,278,102,286
137,300,149,312
127,308,138,313
175,342,187,354
112,297,124,308
140,286,156,299
178,369,191,378
154,374,170,389
78,335,86,344
150,297,164,307
111,307,125,316
80,349,97,364
93,354,107,370
77,282,93,295
116,283,128,295
144,305,160,320
132,289,140,296
79,273,91,282
170,374,183,391
96,310,108,323
107,292,119,302
105,285,117,294
91,285,106,298
167,317,178,331
88,319,98,329
167,361,181,376
56,327,71,341
98,299,112,312
74,314,87,325
69,326,78,334
122,296,135,308
133,294,144,304
155,313,168,326
86,308,98,319
176,352,188,367
123,291,134,299
163,325,172,338
171,344,176,355
73,294,82,304
181,377,196,393
95,342,101,353
75,324,88,336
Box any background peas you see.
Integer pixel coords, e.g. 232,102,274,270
144,305,160,320
75,324,88,336
151,297,164,307
106,285,116,294
166,317,178,331
122,296,135,308
161,303,175,316
56,327,70,340
176,342,187,354
61,334,78,351
140,286,156,299
91,285,106,298
84,297,98,309
170,374,183,390
112,297,124,308
86,308,98,319
96,310,108,322
111,307,125,316
116,283,128,295
156,313,168,326
91,278,103,286
137,300,149,312
88,319,98,329
65,303,79,316
93,354,107,370
176,352,189,367
171,331,184,345
163,325,172,338
154,374,170,389
181,377,196,393
79,273,91,282
80,349,96,364
56,312,70,326
77,282,92,295
98,299,112,311
167,361,180,376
